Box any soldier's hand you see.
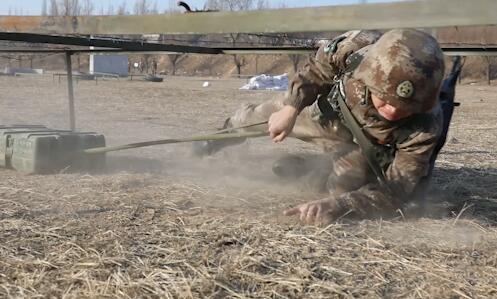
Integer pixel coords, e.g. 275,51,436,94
284,198,341,225
268,105,298,142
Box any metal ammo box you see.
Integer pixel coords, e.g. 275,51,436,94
0,125,106,174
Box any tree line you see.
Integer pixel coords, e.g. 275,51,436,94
7,0,314,77
39,0,273,16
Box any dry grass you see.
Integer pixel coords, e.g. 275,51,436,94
0,74,496,298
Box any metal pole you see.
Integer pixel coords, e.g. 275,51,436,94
65,51,76,131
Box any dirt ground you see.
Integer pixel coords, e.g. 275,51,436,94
0,74,496,298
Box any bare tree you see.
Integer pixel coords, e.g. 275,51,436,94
228,33,247,77
207,1,256,77
151,1,159,14
206,0,255,11
142,54,153,73
232,55,247,77
277,0,287,8
256,0,269,9
168,54,184,75
42,0,48,16
486,56,492,85
49,0,59,16
288,54,302,73
134,0,152,15
167,0,180,13
60,0,82,16
107,4,115,15
81,0,94,15
117,1,128,15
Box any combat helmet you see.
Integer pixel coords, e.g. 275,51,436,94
353,29,445,114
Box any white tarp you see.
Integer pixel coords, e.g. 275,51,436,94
240,74,288,91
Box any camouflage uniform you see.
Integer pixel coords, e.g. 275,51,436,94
208,29,445,219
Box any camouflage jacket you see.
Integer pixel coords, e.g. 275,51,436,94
284,30,444,217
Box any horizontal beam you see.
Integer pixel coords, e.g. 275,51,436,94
0,0,496,35
0,33,222,54
442,47,497,56
0,47,497,56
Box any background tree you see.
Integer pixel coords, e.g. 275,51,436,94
59,0,82,16
82,0,94,15
133,0,158,15
117,2,128,15
49,0,59,16
168,54,185,75
205,0,262,77
42,0,48,16
288,54,302,73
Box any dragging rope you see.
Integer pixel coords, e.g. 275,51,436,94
83,121,269,155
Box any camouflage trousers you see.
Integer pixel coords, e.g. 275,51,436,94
227,95,375,195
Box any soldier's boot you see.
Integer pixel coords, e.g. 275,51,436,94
272,154,334,193
272,154,313,179
191,118,247,157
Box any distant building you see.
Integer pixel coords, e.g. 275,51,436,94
89,54,129,77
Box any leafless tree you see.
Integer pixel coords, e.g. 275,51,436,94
81,0,94,15
117,2,128,15
277,0,287,8
485,56,492,85
256,0,269,9
42,0,48,16
49,0,59,16
167,0,180,13
107,4,115,15
205,0,255,11
142,54,153,73
232,55,247,77
46,0,84,16
151,1,159,14
134,0,158,15
59,0,82,16
288,54,302,73
168,54,184,75
206,1,258,77
29,56,35,69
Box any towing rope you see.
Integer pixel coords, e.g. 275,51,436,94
83,121,269,155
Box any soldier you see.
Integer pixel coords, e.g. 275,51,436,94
194,29,450,225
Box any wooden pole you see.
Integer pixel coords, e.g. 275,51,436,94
65,52,76,131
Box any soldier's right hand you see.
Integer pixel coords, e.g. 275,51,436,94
283,198,341,225
268,105,299,142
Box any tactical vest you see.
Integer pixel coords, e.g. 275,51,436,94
317,53,459,188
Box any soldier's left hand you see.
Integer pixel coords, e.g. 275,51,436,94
284,198,341,225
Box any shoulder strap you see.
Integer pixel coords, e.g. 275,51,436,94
335,90,391,189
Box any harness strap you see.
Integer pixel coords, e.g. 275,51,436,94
335,90,390,188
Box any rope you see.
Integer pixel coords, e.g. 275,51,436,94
83,123,269,155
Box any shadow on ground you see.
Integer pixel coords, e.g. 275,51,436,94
426,166,497,222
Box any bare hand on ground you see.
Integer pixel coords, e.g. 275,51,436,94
268,105,298,142
284,198,341,225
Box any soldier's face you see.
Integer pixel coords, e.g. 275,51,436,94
371,94,413,121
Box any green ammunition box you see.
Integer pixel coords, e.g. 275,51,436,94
0,125,106,174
